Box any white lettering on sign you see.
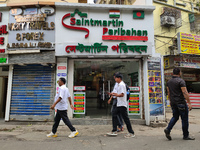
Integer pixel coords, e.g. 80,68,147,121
74,86,86,91
129,86,140,91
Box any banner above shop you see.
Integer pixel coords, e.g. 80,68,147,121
164,55,200,69
55,7,154,57
7,7,55,51
177,32,200,55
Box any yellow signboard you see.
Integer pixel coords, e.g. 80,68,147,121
178,32,200,55
164,57,170,69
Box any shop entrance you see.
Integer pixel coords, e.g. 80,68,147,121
0,66,9,119
74,60,140,118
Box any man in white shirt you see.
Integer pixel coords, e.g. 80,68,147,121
108,73,123,131
107,74,135,138
47,78,79,138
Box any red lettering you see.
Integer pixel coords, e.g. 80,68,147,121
0,12,2,22
0,25,8,35
0,37,4,45
70,17,76,25
62,13,89,38
103,27,108,35
0,49,5,53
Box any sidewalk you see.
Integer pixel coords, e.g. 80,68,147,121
0,109,200,150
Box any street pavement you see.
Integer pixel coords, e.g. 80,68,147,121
0,109,200,150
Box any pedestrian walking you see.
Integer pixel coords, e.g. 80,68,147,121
47,77,79,138
108,73,124,132
164,68,195,140
107,73,135,138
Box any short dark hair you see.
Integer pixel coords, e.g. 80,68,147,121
113,72,120,77
115,73,123,80
173,68,180,75
60,77,66,84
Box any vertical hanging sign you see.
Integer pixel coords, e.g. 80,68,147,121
147,57,164,116
73,86,86,114
128,87,140,115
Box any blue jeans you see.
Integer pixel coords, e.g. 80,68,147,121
167,104,189,138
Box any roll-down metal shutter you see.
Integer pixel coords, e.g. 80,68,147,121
10,64,55,121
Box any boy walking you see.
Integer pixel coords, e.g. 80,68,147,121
47,78,79,138
107,74,135,138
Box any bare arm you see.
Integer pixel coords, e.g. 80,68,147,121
108,95,113,104
181,87,192,111
51,97,62,109
113,93,124,97
68,97,74,109
167,87,171,105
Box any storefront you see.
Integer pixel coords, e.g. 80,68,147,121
164,55,200,108
55,3,160,124
164,32,200,108
0,6,9,120
5,6,56,121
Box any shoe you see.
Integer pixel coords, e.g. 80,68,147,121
117,126,124,132
164,129,172,140
183,136,195,140
107,132,118,136
47,132,57,138
68,130,79,138
124,133,135,138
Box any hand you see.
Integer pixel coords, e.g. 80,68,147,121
112,93,118,97
188,103,192,111
50,104,56,110
108,99,111,104
70,104,74,109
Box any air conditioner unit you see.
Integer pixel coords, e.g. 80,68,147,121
161,16,175,26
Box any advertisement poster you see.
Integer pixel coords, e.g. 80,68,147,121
148,57,164,116
177,32,200,55
73,92,86,114
128,93,140,115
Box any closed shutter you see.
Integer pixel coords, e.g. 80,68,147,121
10,64,55,121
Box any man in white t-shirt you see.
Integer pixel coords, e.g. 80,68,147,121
47,78,79,138
108,73,123,131
107,73,135,138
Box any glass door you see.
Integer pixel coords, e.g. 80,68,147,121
74,60,140,118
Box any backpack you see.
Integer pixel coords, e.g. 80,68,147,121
126,84,130,101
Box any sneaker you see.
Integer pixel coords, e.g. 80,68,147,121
124,133,135,138
183,136,195,140
47,132,57,138
107,132,118,136
68,130,79,138
164,129,172,140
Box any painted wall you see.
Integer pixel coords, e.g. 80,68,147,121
154,0,199,56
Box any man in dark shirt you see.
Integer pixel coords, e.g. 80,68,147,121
164,68,195,140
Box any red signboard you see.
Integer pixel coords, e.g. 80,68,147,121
58,66,66,70
102,35,148,41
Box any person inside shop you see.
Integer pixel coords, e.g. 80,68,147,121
47,77,79,138
108,72,124,132
164,68,195,141
107,73,135,138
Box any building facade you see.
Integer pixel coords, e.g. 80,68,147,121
153,0,200,108
0,0,164,125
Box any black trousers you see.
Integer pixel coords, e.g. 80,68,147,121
52,109,76,134
112,106,134,134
